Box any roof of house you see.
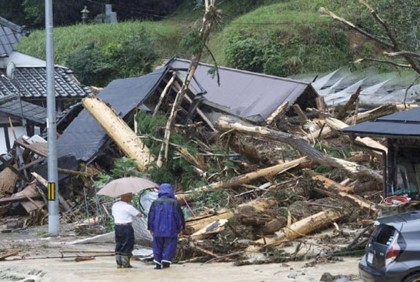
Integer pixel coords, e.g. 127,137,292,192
0,17,28,57
341,107,420,138
166,58,319,122
0,66,91,99
57,66,167,162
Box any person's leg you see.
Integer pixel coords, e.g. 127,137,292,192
161,236,178,268
114,225,123,268
153,236,164,269
120,225,135,268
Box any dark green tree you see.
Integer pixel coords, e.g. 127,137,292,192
65,42,116,87
0,0,27,25
65,28,159,86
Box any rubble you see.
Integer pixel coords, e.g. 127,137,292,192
0,54,415,267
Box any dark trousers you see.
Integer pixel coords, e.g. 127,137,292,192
115,225,135,256
152,236,178,264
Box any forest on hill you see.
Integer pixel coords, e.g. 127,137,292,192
0,0,416,88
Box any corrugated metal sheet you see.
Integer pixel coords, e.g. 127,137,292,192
306,68,420,106
341,107,420,137
167,58,318,121
0,17,28,57
57,67,167,162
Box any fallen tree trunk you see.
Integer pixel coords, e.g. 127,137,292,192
253,208,348,246
307,104,398,140
189,157,309,194
343,104,398,125
266,101,288,126
186,198,278,234
325,117,387,156
215,116,382,182
311,172,378,214
82,97,154,172
191,219,228,240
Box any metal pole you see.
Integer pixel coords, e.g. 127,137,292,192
45,0,60,235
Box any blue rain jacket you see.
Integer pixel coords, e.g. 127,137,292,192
147,183,185,237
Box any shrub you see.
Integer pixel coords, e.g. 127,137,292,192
225,37,265,72
65,42,116,86
65,28,159,86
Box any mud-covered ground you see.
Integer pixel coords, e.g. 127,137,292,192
0,223,363,282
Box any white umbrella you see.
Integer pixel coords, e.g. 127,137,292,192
96,177,158,197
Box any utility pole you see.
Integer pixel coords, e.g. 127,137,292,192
45,0,60,235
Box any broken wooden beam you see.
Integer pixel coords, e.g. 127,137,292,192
31,172,72,213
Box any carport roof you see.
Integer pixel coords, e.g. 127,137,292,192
0,95,49,125
341,107,420,138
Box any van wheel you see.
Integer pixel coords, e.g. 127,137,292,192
404,273,420,282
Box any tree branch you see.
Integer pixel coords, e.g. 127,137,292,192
319,7,393,49
354,58,412,69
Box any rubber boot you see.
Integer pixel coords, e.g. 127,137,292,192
154,263,161,270
115,255,122,268
162,262,170,269
121,256,132,268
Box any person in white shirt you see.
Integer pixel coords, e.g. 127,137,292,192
111,192,141,268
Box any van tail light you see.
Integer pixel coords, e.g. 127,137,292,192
385,233,400,265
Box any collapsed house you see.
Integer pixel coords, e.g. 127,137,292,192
54,57,322,175
2,51,404,263
0,55,323,228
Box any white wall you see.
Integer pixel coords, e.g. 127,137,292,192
0,126,27,154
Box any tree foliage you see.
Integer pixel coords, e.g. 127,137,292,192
65,28,158,86
65,42,116,87
225,37,265,72
0,0,182,27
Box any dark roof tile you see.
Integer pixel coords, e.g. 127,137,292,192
0,66,91,99
0,17,28,57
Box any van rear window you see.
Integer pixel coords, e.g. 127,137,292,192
375,225,396,245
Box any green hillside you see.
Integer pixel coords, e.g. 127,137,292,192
16,0,374,86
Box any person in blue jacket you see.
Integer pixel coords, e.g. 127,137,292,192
147,183,185,269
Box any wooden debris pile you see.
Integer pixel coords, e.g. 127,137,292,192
0,78,401,265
